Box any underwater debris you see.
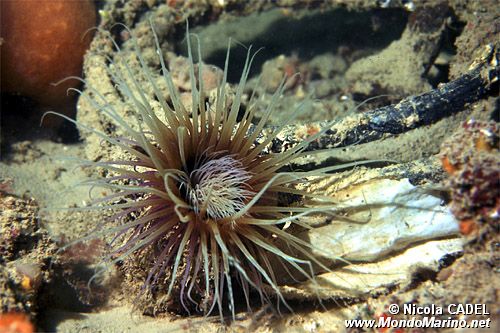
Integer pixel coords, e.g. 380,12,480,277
277,178,461,299
270,44,499,155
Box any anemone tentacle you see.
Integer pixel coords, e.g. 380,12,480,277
55,21,368,321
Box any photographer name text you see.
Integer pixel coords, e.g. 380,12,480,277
403,303,489,316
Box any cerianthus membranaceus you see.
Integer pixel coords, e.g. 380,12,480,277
50,23,351,321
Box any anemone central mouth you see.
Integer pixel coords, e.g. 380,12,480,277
182,155,254,220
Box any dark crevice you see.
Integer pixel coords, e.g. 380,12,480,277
426,11,464,88
175,7,409,83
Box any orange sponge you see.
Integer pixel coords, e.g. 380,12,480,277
0,312,34,333
1,0,96,124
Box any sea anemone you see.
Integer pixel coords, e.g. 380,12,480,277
48,23,362,320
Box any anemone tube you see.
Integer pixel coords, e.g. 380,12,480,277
48,23,376,321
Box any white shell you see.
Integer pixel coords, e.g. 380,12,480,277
283,178,462,299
